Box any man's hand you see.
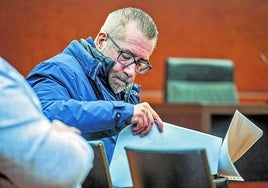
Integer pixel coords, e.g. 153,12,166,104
131,102,163,136
52,120,81,135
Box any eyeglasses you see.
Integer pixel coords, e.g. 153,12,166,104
107,33,152,74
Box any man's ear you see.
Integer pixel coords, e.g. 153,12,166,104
95,32,108,50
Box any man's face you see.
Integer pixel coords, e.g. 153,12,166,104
98,22,156,94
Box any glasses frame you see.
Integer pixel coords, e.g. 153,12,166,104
107,33,152,75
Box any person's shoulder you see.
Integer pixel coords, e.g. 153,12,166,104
0,57,26,83
32,53,78,72
0,57,14,72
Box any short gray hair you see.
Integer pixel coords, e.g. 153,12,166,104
100,7,159,43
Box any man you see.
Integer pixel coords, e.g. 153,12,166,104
26,7,164,163
0,57,94,188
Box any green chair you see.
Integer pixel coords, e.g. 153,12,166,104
165,57,238,104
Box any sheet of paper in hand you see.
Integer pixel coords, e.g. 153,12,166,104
109,110,263,187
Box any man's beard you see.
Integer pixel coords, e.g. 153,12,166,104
108,72,132,94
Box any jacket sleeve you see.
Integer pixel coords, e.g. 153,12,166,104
27,61,134,135
0,58,94,188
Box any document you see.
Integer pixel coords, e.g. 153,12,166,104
218,110,263,180
109,110,263,187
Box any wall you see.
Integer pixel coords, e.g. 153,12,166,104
0,0,267,103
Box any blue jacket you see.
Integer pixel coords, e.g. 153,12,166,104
26,37,141,162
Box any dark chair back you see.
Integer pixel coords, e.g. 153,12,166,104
125,147,215,188
82,141,113,188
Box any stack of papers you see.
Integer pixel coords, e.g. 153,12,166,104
109,110,263,187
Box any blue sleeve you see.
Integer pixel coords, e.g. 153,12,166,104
27,61,134,135
44,98,134,134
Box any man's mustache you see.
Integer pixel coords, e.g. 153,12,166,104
115,74,132,84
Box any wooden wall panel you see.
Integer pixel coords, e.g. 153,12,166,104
0,0,267,102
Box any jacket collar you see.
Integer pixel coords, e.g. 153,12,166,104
62,37,115,81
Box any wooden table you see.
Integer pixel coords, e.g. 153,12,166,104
151,103,268,133
229,181,268,188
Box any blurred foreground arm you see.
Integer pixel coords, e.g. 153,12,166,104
0,57,94,188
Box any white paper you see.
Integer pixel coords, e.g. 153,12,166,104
218,110,263,181
109,122,222,187
109,110,263,187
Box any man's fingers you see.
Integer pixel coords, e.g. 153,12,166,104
154,118,164,132
131,102,164,136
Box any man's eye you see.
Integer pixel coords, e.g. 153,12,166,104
120,52,132,61
136,61,142,66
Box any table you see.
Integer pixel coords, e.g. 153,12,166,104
229,181,268,188
151,103,268,133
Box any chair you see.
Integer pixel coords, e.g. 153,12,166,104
125,147,215,188
165,57,238,104
82,141,113,188
0,173,17,188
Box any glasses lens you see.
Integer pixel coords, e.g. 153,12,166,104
118,51,135,65
117,51,152,74
135,60,152,74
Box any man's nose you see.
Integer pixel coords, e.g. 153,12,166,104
123,63,136,77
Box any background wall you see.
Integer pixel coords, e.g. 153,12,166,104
1,0,267,103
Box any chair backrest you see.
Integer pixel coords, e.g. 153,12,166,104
82,141,113,188
0,173,17,188
165,57,238,104
125,147,215,188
